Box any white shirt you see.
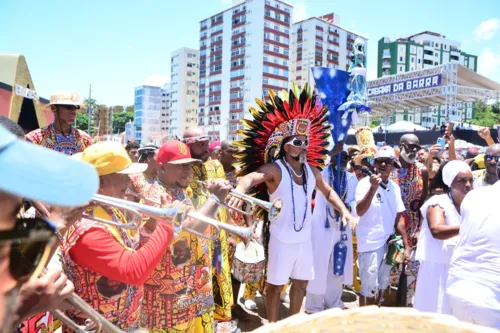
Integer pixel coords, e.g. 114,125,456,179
269,160,316,243
355,176,405,253
447,182,500,310
416,194,462,265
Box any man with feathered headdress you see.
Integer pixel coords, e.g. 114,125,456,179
230,83,355,322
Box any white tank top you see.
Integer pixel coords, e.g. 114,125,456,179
269,160,316,243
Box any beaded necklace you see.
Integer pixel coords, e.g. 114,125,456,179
283,159,308,232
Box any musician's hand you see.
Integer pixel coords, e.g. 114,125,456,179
51,205,86,236
227,186,246,213
206,179,232,202
15,270,74,321
30,200,51,218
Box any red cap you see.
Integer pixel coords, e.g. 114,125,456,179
156,141,201,165
209,141,221,153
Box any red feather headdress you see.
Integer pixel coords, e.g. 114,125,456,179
234,83,332,177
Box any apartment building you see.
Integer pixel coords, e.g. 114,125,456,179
197,0,293,141
290,13,368,87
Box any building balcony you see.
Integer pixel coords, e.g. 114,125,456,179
451,49,460,57
424,53,434,61
382,61,391,69
424,44,434,52
383,50,391,59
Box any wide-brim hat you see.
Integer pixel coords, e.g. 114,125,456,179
371,146,401,168
48,91,82,109
0,125,98,206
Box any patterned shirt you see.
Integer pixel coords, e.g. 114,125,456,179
61,206,143,332
391,163,424,247
189,159,234,321
25,123,92,155
139,183,214,329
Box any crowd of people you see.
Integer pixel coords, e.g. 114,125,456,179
0,87,499,333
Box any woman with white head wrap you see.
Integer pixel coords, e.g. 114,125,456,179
413,160,472,314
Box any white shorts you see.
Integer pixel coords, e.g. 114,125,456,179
266,236,314,286
358,244,391,297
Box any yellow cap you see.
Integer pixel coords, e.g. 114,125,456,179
474,154,485,169
80,142,147,176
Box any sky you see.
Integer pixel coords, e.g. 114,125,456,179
1,0,499,106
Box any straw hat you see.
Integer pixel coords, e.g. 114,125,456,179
49,91,82,109
251,306,497,333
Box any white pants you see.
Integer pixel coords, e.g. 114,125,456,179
266,235,314,286
447,280,500,329
414,261,451,314
305,252,344,313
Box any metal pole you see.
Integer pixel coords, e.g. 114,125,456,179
88,84,92,134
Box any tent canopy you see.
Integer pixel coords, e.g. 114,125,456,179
367,63,500,117
373,120,428,133
0,54,51,130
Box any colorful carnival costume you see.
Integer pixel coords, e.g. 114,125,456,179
234,83,332,290
390,158,424,307
188,158,234,324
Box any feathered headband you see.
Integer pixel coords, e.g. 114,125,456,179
234,82,332,177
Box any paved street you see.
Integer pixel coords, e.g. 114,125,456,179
233,286,360,332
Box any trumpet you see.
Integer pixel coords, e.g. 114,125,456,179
187,211,255,244
85,194,217,240
226,191,282,221
195,181,282,220
42,267,146,333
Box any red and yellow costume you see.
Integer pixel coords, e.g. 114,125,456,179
61,204,174,332
189,160,234,323
139,182,215,333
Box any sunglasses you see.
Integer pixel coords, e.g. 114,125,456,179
1,217,57,283
485,154,500,162
286,138,309,148
375,158,394,165
402,143,421,151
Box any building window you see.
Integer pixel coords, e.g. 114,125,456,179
399,56,403,62
265,9,271,16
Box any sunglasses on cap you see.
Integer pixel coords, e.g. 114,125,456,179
485,154,500,162
286,138,309,148
1,217,57,283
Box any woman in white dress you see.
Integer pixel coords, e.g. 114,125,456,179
413,160,472,314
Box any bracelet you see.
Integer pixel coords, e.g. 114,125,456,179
208,195,221,205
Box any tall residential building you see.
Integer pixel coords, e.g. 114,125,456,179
169,48,199,138
377,31,477,77
198,0,293,141
290,13,367,87
376,31,478,128
133,85,163,143
160,82,172,138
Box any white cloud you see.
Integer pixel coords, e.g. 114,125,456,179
473,18,500,41
290,1,308,23
141,75,170,87
477,48,500,82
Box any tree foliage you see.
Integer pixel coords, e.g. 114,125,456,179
113,111,134,134
470,101,500,128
